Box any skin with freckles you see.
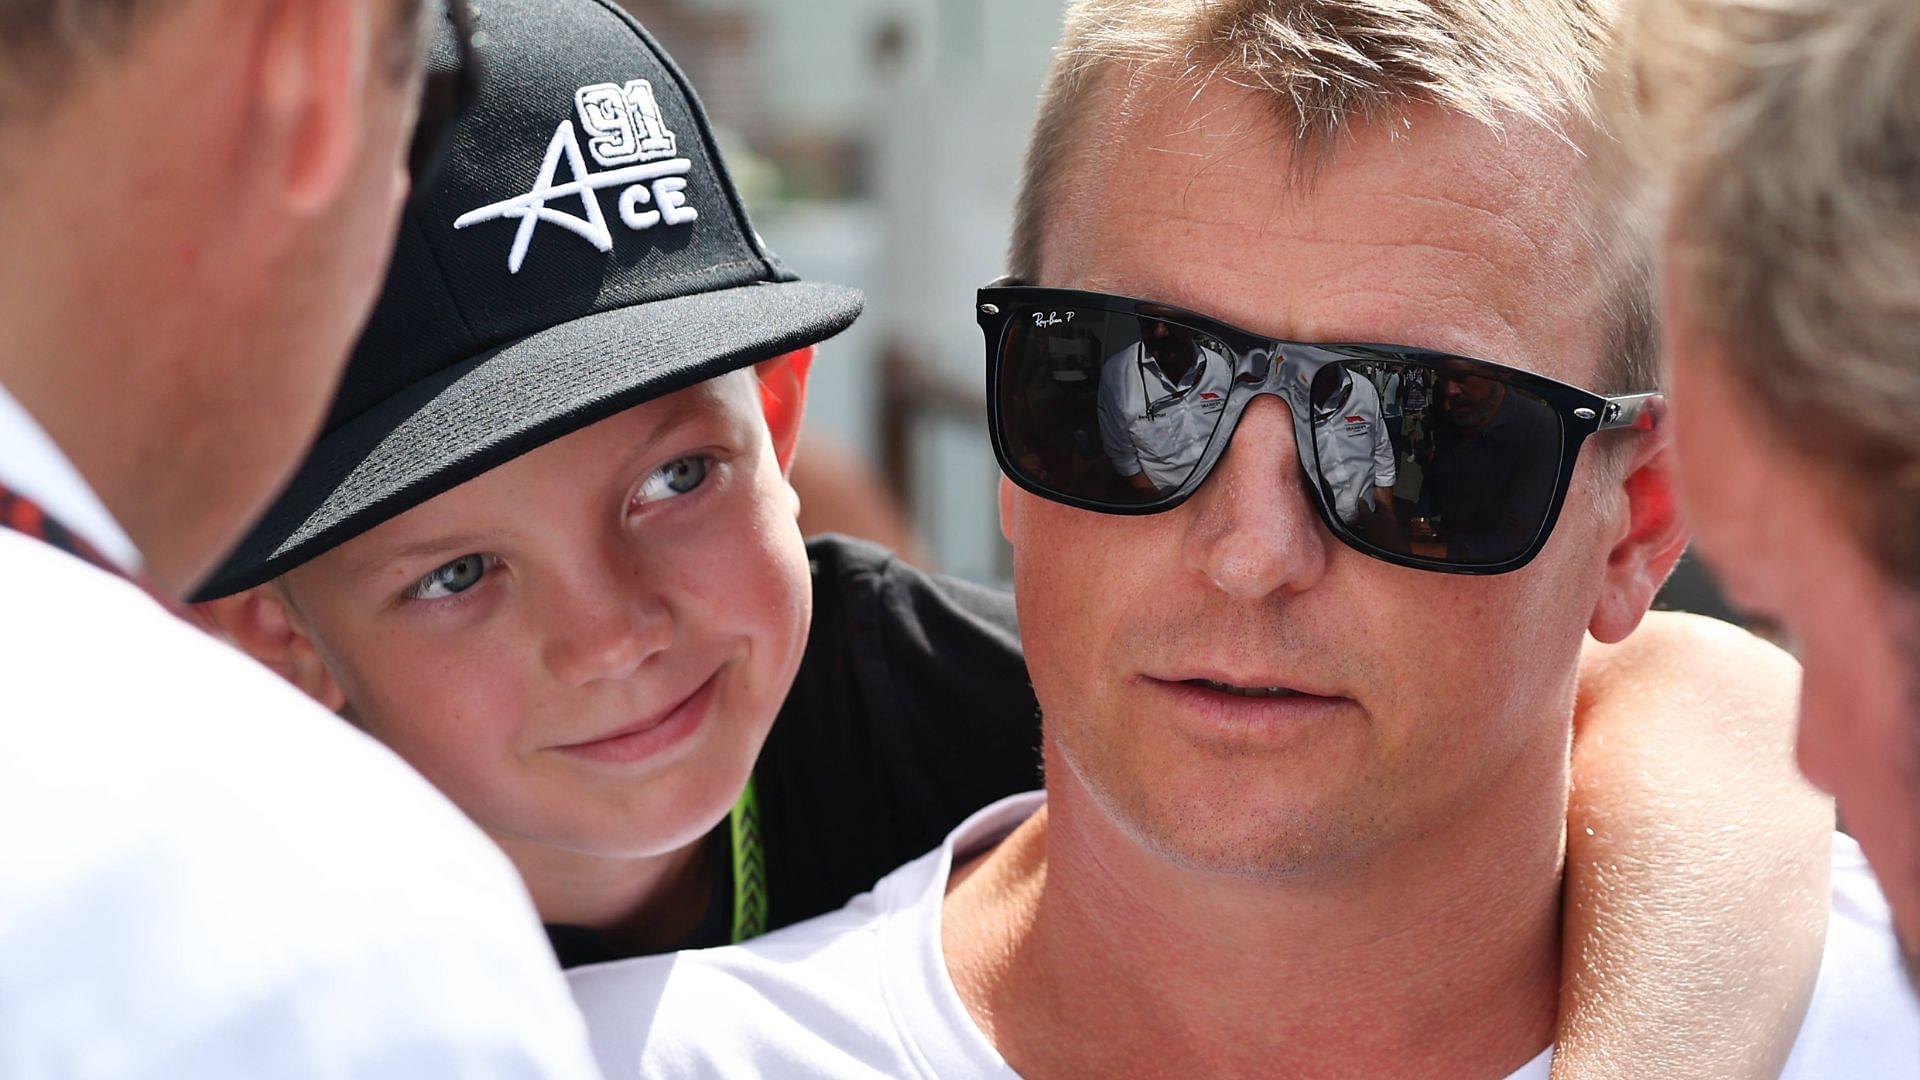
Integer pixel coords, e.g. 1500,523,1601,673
1666,265,1920,984
245,369,811,949
946,76,1688,1080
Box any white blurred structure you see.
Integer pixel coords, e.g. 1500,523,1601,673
623,0,1067,582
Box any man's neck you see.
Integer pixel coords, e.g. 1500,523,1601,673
0,287,207,591
498,829,716,955
0,86,248,596
943,776,1565,1079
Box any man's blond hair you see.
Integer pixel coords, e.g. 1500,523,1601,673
0,0,423,116
1009,0,1656,392
0,1,166,108
1622,0,1920,581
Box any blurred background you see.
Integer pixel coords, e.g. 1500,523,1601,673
616,0,1737,620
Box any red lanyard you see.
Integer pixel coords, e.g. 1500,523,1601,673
0,482,200,626
0,482,129,582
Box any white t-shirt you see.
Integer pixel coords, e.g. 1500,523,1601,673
0,438,602,1078
570,792,1920,1079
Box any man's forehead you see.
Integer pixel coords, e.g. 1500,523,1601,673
1042,74,1600,375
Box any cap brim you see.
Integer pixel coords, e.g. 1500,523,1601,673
197,279,862,599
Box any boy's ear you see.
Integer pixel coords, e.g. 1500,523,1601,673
1588,427,1690,644
197,586,348,712
757,346,816,475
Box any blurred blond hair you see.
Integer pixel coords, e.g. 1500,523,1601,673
1009,0,1655,392
0,0,422,115
1620,0,1920,575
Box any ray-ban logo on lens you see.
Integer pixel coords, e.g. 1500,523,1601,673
454,80,699,274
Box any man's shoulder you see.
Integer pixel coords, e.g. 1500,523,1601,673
1781,834,1920,1076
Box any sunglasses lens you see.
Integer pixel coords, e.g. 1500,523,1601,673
408,1,477,196
1308,361,1565,567
995,308,1234,507
408,73,461,185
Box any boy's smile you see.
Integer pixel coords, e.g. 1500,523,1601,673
549,665,723,766
272,369,811,878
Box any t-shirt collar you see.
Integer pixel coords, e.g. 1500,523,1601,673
879,791,1041,1077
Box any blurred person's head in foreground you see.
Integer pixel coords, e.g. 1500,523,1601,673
1619,0,1920,981
0,0,439,594
195,0,860,951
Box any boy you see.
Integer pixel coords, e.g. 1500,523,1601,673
199,1,1828,1068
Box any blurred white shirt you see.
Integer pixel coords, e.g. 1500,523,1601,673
0,383,602,1080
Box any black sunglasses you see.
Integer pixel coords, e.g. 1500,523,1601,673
407,0,480,196
978,282,1661,575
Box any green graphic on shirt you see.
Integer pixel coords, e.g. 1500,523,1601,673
730,778,766,943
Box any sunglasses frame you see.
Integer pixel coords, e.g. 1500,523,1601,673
407,0,481,200
978,281,1660,575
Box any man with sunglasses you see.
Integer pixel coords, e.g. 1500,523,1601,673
569,1,1918,1077
0,1,597,1076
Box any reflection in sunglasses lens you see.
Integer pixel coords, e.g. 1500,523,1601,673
998,310,1233,506
1307,362,1563,566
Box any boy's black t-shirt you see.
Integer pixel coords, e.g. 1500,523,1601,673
546,535,1042,968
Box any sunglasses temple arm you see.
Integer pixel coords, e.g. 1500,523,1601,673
1596,392,1665,432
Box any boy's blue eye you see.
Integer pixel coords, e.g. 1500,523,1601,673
406,553,494,601
636,454,712,504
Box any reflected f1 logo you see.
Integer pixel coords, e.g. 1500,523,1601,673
453,81,700,274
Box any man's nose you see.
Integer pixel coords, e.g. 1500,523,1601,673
539,553,674,689
1181,394,1330,599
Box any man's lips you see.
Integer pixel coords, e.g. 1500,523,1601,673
1145,673,1357,738
1146,670,1346,701
1185,678,1307,699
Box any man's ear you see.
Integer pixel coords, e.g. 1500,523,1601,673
196,586,348,712
757,346,816,475
247,0,378,218
1589,431,1690,643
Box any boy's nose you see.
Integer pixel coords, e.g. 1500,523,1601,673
541,570,675,688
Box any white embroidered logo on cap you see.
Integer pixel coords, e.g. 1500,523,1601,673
453,79,700,274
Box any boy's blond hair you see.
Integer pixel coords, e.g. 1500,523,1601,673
1009,0,1655,393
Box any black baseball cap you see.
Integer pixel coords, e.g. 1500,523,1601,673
196,0,863,600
